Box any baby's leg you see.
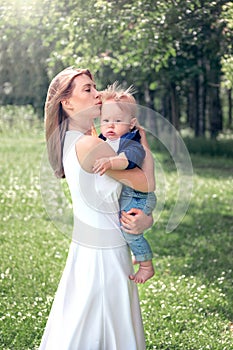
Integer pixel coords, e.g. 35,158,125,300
127,234,154,283
129,260,154,284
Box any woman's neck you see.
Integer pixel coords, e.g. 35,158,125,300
68,119,94,136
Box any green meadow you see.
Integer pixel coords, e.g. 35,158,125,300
0,109,233,349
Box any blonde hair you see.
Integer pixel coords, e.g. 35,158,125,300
101,82,137,118
44,67,93,178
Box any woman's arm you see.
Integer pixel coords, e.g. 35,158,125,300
138,125,156,191
76,135,151,192
76,134,155,232
107,167,151,193
109,127,156,192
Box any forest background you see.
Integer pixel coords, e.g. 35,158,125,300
0,0,233,146
1,1,233,349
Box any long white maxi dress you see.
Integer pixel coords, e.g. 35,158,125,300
39,130,146,350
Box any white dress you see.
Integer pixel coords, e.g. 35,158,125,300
39,131,146,350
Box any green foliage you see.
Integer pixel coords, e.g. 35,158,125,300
149,129,233,158
183,136,233,157
0,108,233,349
221,1,233,89
0,0,233,136
0,105,43,135
0,0,51,116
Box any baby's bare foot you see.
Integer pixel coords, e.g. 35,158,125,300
129,261,154,284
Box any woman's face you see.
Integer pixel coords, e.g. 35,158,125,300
62,74,101,122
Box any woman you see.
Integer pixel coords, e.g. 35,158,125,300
39,67,155,350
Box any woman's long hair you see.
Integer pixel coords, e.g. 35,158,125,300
45,67,93,178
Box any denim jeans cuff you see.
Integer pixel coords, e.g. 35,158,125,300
134,253,153,262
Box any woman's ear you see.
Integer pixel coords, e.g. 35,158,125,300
130,117,137,130
61,99,73,111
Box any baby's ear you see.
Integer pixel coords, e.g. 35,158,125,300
130,117,137,130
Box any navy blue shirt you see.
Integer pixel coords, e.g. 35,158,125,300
99,129,145,169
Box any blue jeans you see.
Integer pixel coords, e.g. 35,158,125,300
120,186,156,262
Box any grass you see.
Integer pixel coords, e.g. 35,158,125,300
0,110,233,349
140,154,233,349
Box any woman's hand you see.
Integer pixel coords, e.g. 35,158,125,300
120,208,153,234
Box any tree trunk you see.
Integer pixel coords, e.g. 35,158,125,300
228,88,232,128
170,82,179,130
142,82,156,133
194,76,200,137
206,58,223,139
197,58,206,136
187,87,193,129
208,83,222,138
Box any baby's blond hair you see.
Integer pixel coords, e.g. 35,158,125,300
101,82,137,118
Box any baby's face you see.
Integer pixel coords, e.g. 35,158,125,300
100,101,132,140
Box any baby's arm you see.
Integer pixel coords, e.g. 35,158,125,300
93,152,128,176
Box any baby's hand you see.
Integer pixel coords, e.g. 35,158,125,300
93,158,112,175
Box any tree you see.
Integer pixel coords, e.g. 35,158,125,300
221,2,233,129
0,0,60,117
0,0,232,136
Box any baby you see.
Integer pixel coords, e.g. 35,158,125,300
93,83,156,283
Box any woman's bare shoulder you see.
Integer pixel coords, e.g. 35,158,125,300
75,135,115,172
76,135,102,150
